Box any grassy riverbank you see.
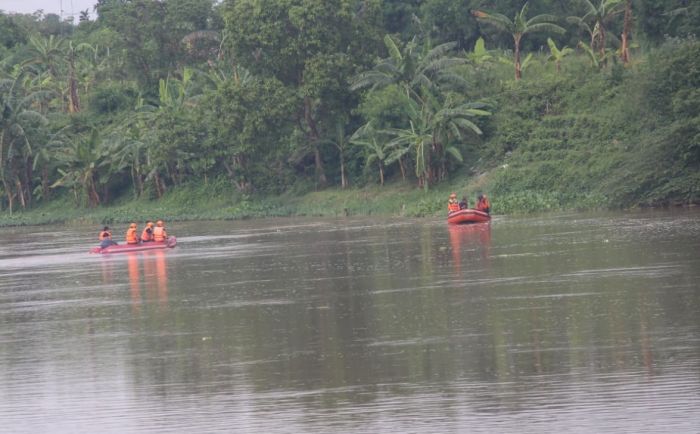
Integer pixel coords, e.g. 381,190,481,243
0,174,614,228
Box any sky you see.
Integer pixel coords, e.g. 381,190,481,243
0,0,98,18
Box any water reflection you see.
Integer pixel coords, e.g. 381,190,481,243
448,222,491,275
0,212,699,433
99,251,170,311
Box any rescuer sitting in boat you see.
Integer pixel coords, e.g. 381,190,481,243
153,220,168,242
126,223,140,245
141,220,155,242
448,193,460,212
459,196,469,210
99,226,118,248
475,194,491,214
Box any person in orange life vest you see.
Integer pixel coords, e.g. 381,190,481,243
448,193,460,212
141,220,155,242
153,220,167,242
99,226,118,248
459,196,468,210
126,223,140,244
476,194,491,214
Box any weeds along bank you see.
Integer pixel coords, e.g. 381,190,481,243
473,39,699,212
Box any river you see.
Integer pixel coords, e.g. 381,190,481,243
1,210,699,433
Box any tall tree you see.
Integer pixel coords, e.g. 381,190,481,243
473,2,564,80
0,74,48,212
567,0,624,58
224,0,382,188
620,0,632,64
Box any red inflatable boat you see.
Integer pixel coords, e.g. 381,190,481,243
90,236,177,254
447,209,491,225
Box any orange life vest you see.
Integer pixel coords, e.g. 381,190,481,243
153,226,167,242
126,228,139,244
476,197,491,212
448,201,460,212
141,227,153,242
99,231,112,241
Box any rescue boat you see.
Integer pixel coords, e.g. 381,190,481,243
90,236,177,254
447,209,491,225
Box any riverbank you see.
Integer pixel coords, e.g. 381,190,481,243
0,172,663,228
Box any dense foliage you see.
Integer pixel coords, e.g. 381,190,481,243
0,0,698,216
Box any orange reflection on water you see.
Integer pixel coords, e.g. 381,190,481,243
143,250,169,307
448,222,492,276
118,251,170,310
127,253,142,311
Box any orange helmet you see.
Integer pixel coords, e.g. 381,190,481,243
129,223,137,228
156,220,164,227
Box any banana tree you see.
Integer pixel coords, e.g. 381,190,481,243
473,2,565,80
567,0,624,58
0,75,48,213
51,129,112,207
350,122,394,186
547,38,574,72
350,34,466,103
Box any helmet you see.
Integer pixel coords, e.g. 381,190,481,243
449,193,457,198
156,220,164,227
129,223,137,228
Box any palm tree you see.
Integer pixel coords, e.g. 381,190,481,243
567,0,624,58
384,96,490,188
547,38,574,72
52,129,112,207
0,75,47,212
350,122,393,186
350,35,466,103
467,37,493,65
473,2,565,80
318,120,352,189
429,98,490,181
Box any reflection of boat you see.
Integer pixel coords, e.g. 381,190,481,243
447,209,491,224
448,223,492,275
90,237,177,254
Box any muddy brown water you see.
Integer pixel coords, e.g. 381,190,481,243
1,210,699,433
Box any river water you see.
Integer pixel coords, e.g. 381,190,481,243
1,210,699,433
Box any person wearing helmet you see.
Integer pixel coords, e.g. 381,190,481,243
448,193,460,213
141,220,155,242
126,223,140,244
476,193,491,214
153,220,168,242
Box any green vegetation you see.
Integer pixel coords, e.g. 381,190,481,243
0,0,698,227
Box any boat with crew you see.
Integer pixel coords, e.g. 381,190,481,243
90,236,177,254
447,209,491,225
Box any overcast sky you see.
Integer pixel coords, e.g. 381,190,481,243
1,0,97,18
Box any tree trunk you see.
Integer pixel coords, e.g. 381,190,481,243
379,163,384,186
68,50,81,113
340,153,347,189
398,157,406,181
314,146,327,189
304,96,327,187
514,34,522,80
16,179,26,209
41,165,50,201
598,23,606,58
620,0,632,64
